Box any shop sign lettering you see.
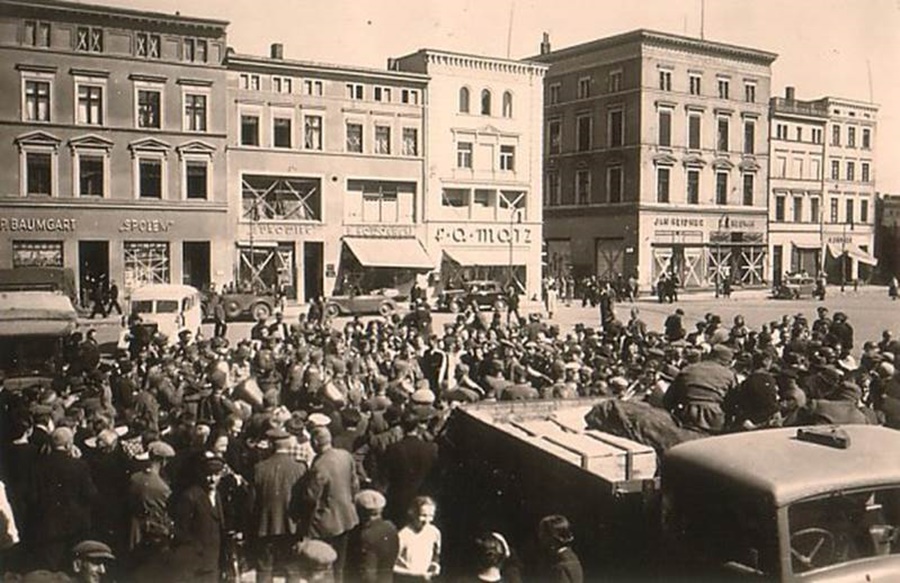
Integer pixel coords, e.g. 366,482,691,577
344,224,415,238
0,217,76,232
251,223,319,236
653,216,705,228
435,225,532,245
119,218,174,233
827,235,853,244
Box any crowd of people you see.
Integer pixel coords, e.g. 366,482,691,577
1,287,900,582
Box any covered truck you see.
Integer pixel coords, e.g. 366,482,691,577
438,399,900,581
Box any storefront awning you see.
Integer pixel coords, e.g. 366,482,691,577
344,238,433,270
827,243,878,266
792,241,822,251
442,249,518,267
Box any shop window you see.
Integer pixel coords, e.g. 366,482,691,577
135,32,160,59
24,21,51,47
402,128,418,156
241,114,259,146
459,86,470,113
346,123,363,153
242,174,322,221
184,93,207,132
24,80,51,122
457,142,473,168
137,89,161,129
138,158,163,198
77,84,103,125
12,241,63,268
273,117,292,148
500,190,526,214
500,145,515,171
78,154,105,197
124,242,170,288
185,160,208,199
374,125,391,154
238,243,294,297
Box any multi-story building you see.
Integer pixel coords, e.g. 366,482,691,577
226,44,429,302
875,193,900,281
0,0,230,304
534,30,776,292
392,50,546,299
768,87,828,283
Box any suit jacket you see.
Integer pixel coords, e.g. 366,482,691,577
172,484,224,579
346,517,399,583
250,451,306,537
381,435,439,523
301,447,359,538
29,450,98,543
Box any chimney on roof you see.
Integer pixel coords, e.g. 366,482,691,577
785,86,795,101
270,43,284,60
540,32,551,55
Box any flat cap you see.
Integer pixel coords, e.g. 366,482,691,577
295,539,337,567
266,427,292,441
72,540,115,561
354,489,387,511
308,412,331,427
147,440,176,459
410,388,436,405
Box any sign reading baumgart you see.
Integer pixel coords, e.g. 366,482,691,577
434,225,533,245
0,217,77,232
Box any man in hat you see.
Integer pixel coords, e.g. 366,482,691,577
249,427,307,583
664,344,739,434
171,453,225,583
380,410,439,527
127,440,176,576
812,306,832,337
70,540,115,583
664,308,686,342
346,490,399,583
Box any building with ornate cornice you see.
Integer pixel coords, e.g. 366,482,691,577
533,30,776,293
0,0,230,304
392,50,547,299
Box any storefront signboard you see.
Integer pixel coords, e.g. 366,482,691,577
344,224,415,238
434,225,533,245
0,217,76,232
249,222,321,236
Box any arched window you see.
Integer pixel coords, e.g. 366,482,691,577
481,89,492,116
459,87,470,113
502,91,513,118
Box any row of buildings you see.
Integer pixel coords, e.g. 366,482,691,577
0,0,885,307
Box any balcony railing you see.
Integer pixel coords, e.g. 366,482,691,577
771,98,828,117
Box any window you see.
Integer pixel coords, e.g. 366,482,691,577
24,21,51,47
743,120,755,154
659,70,672,92
184,93,207,132
846,199,854,224
138,159,163,198
346,83,363,100
775,195,786,221
12,241,62,268
812,128,823,144
442,188,468,209
776,157,787,178
240,74,260,91
78,155,104,197
657,167,670,203
810,197,820,223
242,175,322,221
687,169,700,204
547,172,561,206
715,172,728,205
500,145,515,171
346,123,363,153
717,118,729,152
688,114,701,149
502,91,513,118
847,127,856,148
846,161,855,181
24,80,51,122
862,128,871,149
457,142,473,168
689,74,701,95
862,162,870,182
135,32,160,59
744,82,756,103
742,174,754,206
124,242,170,286
402,128,418,156
76,27,103,52
548,83,560,105
861,199,869,223
183,38,207,63
607,166,623,203
658,109,672,147
305,116,323,150
374,86,392,102
459,87,470,113
576,170,591,205
401,89,419,104
830,198,839,222
832,125,841,146
577,115,592,151
374,125,391,154
831,160,839,180
548,120,562,155
273,117,292,148
273,76,293,94
304,80,323,96
185,160,208,200
608,70,622,93
348,180,415,224
812,159,821,180
577,77,591,99
795,127,803,142
717,78,729,99
26,152,52,196
136,89,161,129
608,109,624,147
791,158,803,179
775,124,788,140
792,197,803,222
240,114,259,146
77,84,103,125
481,89,492,115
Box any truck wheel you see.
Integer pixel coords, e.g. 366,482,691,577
325,303,340,318
379,302,395,317
224,300,243,320
448,300,461,313
251,302,272,321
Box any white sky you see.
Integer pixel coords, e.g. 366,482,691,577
105,0,900,191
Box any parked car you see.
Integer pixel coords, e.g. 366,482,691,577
203,291,279,321
773,274,816,299
437,280,507,313
324,288,403,318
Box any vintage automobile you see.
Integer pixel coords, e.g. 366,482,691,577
439,401,900,581
203,290,279,321
323,288,404,318
436,279,508,313
773,274,817,299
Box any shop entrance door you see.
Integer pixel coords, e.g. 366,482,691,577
78,240,109,308
303,241,324,302
182,241,210,291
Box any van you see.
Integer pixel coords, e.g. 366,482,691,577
128,284,202,341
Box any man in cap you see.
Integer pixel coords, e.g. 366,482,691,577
346,490,399,583
127,440,176,563
664,344,739,434
249,426,307,583
171,453,225,583
296,539,338,583
83,428,129,559
70,540,115,583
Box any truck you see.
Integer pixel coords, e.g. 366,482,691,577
437,399,900,581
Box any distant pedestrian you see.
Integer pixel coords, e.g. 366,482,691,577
545,283,559,320
89,280,107,319
107,280,123,316
889,276,898,301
